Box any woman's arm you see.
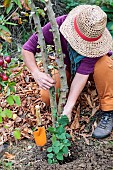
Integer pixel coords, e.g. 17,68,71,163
63,73,89,121
22,49,55,90
22,15,67,89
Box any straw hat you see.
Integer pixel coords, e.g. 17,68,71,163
60,5,113,58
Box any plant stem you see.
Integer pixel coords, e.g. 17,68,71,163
29,0,57,126
44,0,68,115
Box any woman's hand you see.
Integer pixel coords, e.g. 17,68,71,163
31,70,55,90
62,73,89,122
62,105,73,122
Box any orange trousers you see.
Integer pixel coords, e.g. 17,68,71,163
40,55,113,111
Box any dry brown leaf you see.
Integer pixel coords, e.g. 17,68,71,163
71,105,80,130
15,116,22,123
0,30,12,43
81,116,90,124
4,152,15,160
48,55,56,60
84,94,93,108
20,0,30,10
3,0,11,7
0,43,2,51
12,12,19,20
0,135,3,145
80,124,85,131
12,114,18,120
90,106,99,118
79,133,90,145
70,129,75,141
30,105,35,115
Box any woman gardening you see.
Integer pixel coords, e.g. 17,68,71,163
22,5,113,139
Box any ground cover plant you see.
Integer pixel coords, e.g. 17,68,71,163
0,0,113,169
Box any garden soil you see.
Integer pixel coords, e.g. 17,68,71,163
0,136,113,170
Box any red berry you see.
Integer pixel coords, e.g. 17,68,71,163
2,63,7,69
2,74,8,81
5,56,11,63
0,59,4,66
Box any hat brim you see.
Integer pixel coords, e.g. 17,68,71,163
60,5,113,58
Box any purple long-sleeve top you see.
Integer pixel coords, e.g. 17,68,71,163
22,15,103,75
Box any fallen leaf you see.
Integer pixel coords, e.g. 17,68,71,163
79,133,90,145
84,94,93,108
4,152,15,160
71,105,80,130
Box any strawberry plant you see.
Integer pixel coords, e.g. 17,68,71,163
47,115,71,164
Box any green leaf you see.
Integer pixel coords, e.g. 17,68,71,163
40,0,45,3
5,22,18,26
6,96,14,105
0,108,2,113
57,126,65,134
51,134,56,143
5,109,12,118
0,110,6,117
65,133,71,139
8,81,16,86
56,152,63,161
0,81,6,87
4,125,8,129
47,147,53,152
37,9,45,17
59,143,64,150
12,95,21,106
63,139,69,143
0,116,2,123
0,25,11,34
13,0,22,9
58,115,69,127
48,127,56,133
9,86,15,93
59,133,66,140
64,140,71,147
6,3,13,14
48,158,53,164
63,146,68,155
107,21,113,31
53,146,59,154
6,87,11,96
14,130,21,139
47,153,54,159
101,6,113,13
53,141,60,147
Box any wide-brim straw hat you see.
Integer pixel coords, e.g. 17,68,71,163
60,5,113,58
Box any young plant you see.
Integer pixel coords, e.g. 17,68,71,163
47,115,71,164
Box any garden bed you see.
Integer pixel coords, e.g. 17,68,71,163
0,136,113,170
0,63,113,170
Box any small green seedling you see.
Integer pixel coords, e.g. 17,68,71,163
47,115,71,164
